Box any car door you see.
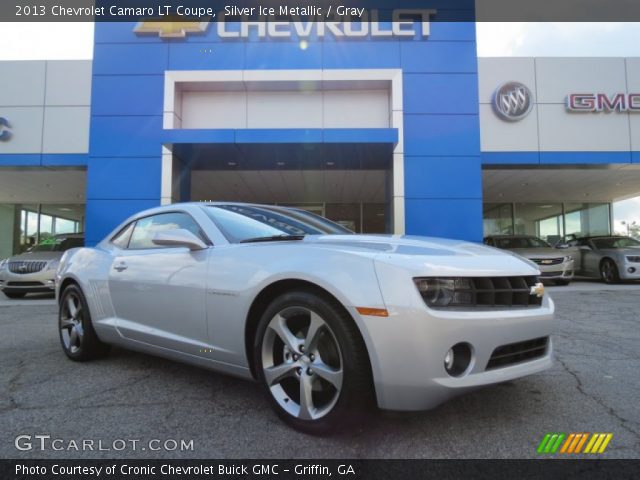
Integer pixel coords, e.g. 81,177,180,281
581,240,602,275
108,211,211,356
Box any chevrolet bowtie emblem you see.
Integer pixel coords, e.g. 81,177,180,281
134,21,209,38
530,282,545,298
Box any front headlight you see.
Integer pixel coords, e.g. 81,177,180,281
564,255,573,262
47,260,60,271
0,258,7,271
414,278,473,307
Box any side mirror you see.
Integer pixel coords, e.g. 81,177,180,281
152,229,207,251
555,243,570,249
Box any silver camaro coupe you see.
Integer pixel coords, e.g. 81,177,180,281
56,203,554,433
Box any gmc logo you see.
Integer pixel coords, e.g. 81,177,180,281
567,93,640,112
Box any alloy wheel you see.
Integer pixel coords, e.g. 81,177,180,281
261,306,343,421
60,293,85,354
601,261,615,283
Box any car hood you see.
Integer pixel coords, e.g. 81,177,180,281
304,235,540,276
508,247,565,258
8,251,62,262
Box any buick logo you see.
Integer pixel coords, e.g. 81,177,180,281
0,117,11,141
493,82,533,122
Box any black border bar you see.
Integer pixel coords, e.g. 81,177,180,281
4,459,640,480
3,0,640,22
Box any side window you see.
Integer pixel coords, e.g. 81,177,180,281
128,212,207,250
111,222,135,249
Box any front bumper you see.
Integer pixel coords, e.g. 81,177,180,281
352,296,554,411
537,259,574,281
620,260,640,280
0,271,56,293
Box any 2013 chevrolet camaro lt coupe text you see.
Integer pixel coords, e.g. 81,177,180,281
55,203,554,433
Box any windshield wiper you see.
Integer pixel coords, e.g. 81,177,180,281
240,234,306,244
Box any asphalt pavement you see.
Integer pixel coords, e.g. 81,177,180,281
1,285,639,459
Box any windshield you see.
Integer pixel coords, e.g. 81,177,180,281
592,237,640,249
204,205,353,243
29,237,84,252
493,237,551,249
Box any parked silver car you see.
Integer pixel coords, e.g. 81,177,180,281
55,203,554,433
0,233,84,298
561,236,640,284
484,235,574,285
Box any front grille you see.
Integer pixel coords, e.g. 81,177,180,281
486,337,549,370
531,258,564,266
469,276,542,307
7,281,45,286
8,261,47,274
540,271,562,277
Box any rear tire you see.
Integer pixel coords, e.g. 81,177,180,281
600,259,620,284
253,290,373,434
3,291,26,299
58,284,110,361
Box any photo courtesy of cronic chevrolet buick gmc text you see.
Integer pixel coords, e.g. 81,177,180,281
55,203,554,434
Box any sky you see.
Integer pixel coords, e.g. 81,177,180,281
0,21,638,232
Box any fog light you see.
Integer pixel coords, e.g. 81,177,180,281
444,349,454,371
444,342,473,377
628,267,636,274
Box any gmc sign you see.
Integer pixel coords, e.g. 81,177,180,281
567,93,640,112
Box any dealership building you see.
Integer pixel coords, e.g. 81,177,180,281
1,18,639,257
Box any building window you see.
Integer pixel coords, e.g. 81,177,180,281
564,203,611,238
482,202,612,244
514,203,564,245
0,204,84,259
483,203,514,236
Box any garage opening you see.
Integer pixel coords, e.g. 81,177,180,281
179,143,392,233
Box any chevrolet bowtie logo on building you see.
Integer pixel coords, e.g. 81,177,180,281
493,81,534,122
537,433,613,455
0,117,11,141
134,21,209,38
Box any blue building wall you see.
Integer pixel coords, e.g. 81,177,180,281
87,19,482,244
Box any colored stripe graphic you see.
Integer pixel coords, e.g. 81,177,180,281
544,432,613,455
585,433,613,454
537,433,565,454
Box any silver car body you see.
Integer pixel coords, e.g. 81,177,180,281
0,234,84,295
55,203,554,411
485,235,574,283
567,236,640,281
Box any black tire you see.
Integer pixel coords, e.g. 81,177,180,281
600,259,620,284
253,289,373,435
58,284,110,361
554,280,571,286
4,291,26,299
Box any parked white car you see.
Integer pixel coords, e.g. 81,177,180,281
56,203,554,433
0,234,84,298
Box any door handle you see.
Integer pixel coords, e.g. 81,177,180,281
114,264,128,272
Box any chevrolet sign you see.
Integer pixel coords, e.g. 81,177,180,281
135,9,436,39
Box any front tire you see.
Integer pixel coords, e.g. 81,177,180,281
58,284,110,361
600,259,620,284
253,290,373,434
